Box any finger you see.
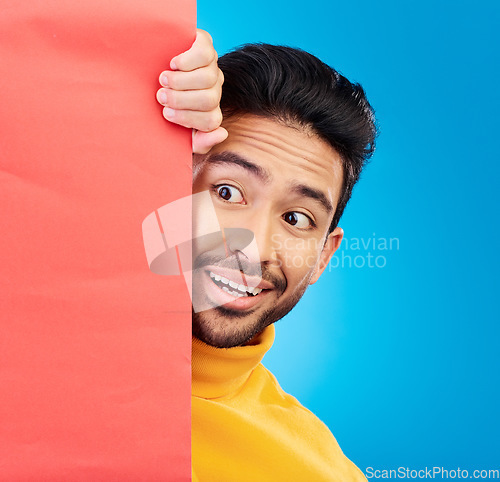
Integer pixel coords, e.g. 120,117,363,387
162,106,223,133
159,63,222,91
170,29,216,72
157,85,221,112
192,127,229,154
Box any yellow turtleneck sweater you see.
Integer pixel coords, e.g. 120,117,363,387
191,325,367,481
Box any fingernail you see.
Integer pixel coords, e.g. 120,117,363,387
164,107,175,120
158,91,167,105
160,73,169,87
170,60,177,70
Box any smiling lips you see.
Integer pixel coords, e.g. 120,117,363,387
204,265,275,305
209,271,263,297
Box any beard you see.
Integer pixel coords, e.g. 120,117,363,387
191,251,310,348
192,287,306,348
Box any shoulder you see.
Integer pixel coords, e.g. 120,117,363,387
257,363,338,435
256,363,368,481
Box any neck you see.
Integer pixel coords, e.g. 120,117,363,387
191,325,275,399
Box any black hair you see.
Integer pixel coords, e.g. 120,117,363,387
218,44,378,232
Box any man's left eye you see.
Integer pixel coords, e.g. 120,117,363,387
283,212,312,229
215,184,244,203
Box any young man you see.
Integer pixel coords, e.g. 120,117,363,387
163,39,376,481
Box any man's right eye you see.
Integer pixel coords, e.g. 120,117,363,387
215,184,245,203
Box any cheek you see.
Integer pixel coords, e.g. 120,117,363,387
212,207,236,226
278,239,322,283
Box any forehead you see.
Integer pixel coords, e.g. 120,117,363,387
202,114,343,198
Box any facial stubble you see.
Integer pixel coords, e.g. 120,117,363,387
192,273,310,348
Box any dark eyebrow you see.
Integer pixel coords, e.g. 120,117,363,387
290,183,334,214
204,151,270,183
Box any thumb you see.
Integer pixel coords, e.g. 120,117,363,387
192,127,228,154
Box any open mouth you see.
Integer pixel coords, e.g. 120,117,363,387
208,270,263,298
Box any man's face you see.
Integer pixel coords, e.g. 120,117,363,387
192,114,344,348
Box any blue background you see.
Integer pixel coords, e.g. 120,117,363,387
198,0,499,475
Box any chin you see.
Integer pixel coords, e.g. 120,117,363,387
192,287,304,348
192,307,270,348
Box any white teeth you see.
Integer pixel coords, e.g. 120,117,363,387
220,285,244,297
247,286,263,295
210,271,264,296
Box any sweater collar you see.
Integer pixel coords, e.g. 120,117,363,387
192,325,275,399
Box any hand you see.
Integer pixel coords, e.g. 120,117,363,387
156,29,227,154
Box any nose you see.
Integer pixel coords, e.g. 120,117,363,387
224,211,278,267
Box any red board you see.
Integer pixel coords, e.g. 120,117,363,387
0,1,195,479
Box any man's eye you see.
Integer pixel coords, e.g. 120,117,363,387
216,185,244,203
283,212,312,229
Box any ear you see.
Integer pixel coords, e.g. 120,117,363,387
309,227,343,285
